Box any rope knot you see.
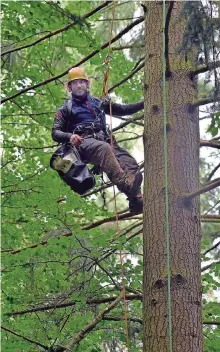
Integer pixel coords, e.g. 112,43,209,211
103,54,112,66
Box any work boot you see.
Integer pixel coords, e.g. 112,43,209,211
129,193,143,214
114,170,143,200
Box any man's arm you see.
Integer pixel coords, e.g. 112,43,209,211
104,101,144,116
52,107,72,143
52,106,83,146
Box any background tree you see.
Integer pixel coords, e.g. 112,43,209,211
1,1,219,352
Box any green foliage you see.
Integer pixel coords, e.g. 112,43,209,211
1,1,219,351
207,112,220,137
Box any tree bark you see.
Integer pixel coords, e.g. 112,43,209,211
143,2,202,352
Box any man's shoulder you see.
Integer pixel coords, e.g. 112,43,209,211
55,99,72,118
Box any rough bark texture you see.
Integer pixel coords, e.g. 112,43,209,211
143,3,202,352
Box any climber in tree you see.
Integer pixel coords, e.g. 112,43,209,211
52,67,144,213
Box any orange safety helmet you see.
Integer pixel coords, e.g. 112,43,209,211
67,67,89,84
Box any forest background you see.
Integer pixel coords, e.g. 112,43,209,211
1,1,220,352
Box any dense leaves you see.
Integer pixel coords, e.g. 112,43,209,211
1,1,219,351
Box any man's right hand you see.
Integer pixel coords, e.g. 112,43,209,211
69,134,83,147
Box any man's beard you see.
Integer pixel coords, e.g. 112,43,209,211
72,90,88,102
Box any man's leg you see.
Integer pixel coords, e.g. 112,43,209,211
112,140,139,175
79,137,123,181
112,141,143,213
78,137,142,203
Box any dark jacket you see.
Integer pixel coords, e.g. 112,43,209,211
52,94,144,144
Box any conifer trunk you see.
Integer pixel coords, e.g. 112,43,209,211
143,2,203,351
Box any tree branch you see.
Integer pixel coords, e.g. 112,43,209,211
199,115,213,121
112,115,144,132
102,316,220,326
1,16,144,105
63,293,124,351
3,141,58,150
211,135,220,141
82,211,143,230
82,181,113,197
200,140,220,149
182,178,220,200
200,215,220,223
206,163,220,182
202,240,220,256
201,260,220,272
1,231,72,255
203,321,220,325
1,1,112,57
109,62,144,93
103,315,142,324
1,111,55,117
117,135,142,143
191,94,220,108
112,44,144,51
6,294,141,317
192,60,220,76
1,326,50,350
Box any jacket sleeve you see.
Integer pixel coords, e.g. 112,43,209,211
51,105,72,143
104,101,144,116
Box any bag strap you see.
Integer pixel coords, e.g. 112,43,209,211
66,99,72,119
90,96,109,137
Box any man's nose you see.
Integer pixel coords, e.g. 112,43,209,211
76,81,83,87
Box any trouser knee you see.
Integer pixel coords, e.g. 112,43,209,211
99,143,121,175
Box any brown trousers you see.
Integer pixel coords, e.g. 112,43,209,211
78,131,139,184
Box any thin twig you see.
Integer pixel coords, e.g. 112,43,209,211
112,115,144,132
109,62,144,93
201,260,220,272
1,326,50,350
206,163,220,182
202,241,220,256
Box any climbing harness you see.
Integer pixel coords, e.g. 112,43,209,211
65,97,109,138
73,122,103,137
162,1,173,351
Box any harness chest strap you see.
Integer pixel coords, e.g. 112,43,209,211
65,98,109,136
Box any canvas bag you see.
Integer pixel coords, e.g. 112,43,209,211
50,144,95,195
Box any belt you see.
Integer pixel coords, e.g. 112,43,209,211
73,122,102,135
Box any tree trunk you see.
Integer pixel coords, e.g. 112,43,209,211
143,2,203,352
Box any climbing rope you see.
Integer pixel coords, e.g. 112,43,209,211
162,1,173,351
102,1,131,350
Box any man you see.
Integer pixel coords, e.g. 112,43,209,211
52,67,144,213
